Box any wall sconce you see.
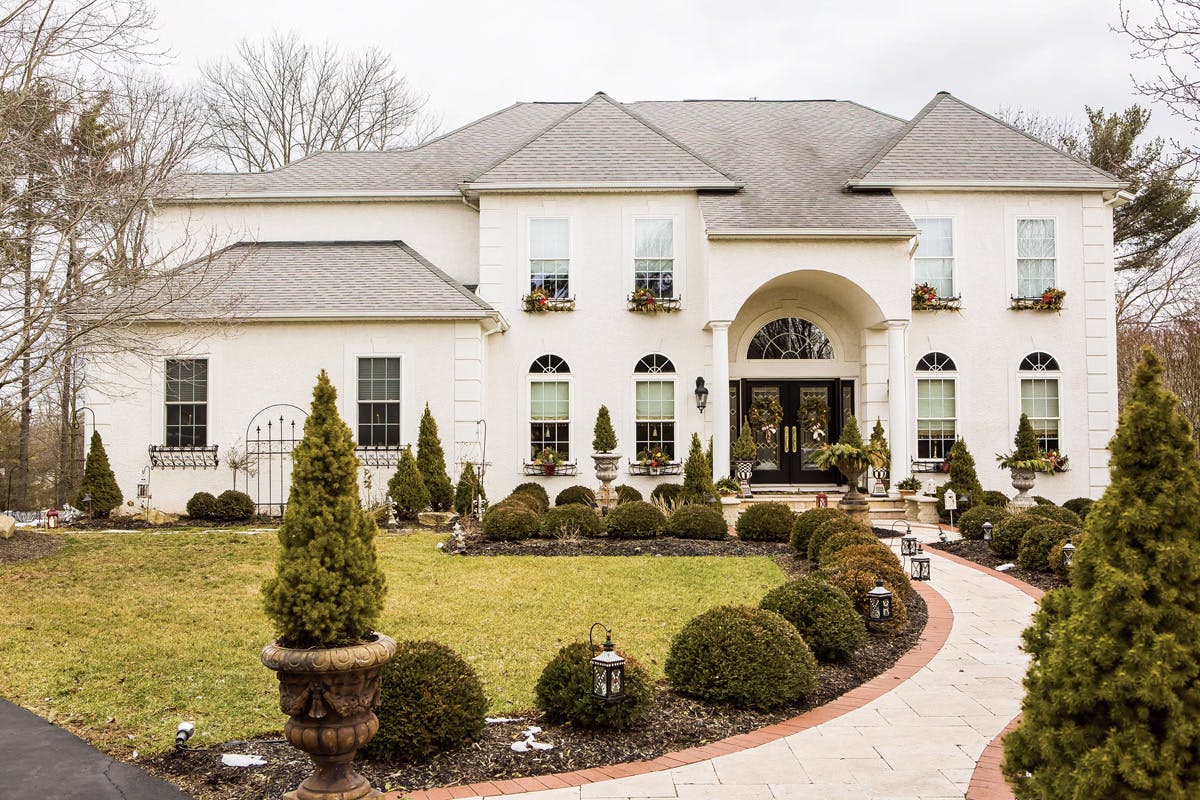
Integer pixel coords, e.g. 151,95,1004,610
694,377,709,412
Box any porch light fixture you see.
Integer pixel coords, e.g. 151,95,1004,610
589,623,626,704
1061,536,1076,568
866,578,893,622
982,521,993,542
911,545,932,581
694,377,709,412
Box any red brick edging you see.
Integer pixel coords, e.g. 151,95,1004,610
383,579,953,800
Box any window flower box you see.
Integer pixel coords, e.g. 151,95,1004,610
628,289,682,313
521,461,578,477
523,288,575,312
627,460,683,476
911,283,961,311
148,445,220,469
1010,288,1065,311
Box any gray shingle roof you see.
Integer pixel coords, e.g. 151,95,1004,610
155,241,494,319
849,93,1122,188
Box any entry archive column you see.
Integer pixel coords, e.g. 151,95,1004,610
710,320,732,482
886,319,910,484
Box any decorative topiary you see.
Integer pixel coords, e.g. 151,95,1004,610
682,433,716,501
453,463,486,517
541,504,602,538
555,485,596,507
76,431,123,517
760,576,867,662
735,502,794,542
666,504,728,540
512,482,550,511
364,640,487,761
215,489,255,520
990,512,1043,558
731,419,758,463
604,500,666,538
665,605,818,710
790,508,847,555
388,447,430,520
614,485,642,503
535,641,652,729
817,528,882,564
481,503,540,541
982,490,1010,507
650,482,687,506
956,505,1011,540
1026,504,1083,528
807,516,868,562
1018,521,1081,572
1062,497,1094,522
416,405,454,512
1003,348,1200,796
261,371,386,648
592,405,618,452
186,491,219,520
867,418,890,474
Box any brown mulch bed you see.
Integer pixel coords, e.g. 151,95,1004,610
927,539,1067,592
0,529,65,564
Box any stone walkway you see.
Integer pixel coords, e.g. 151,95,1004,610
389,524,1037,800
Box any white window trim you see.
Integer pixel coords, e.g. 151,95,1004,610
526,216,572,303
159,354,214,448
631,215,679,300
354,355,405,449
914,356,958,462
913,216,957,298
1015,216,1058,299
1016,358,1063,454
631,374,679,461
526,367,574,464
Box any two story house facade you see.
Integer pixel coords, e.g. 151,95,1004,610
85,91,1126,513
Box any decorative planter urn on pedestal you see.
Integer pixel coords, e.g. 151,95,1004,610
1009,468,1038,512
592,452,621,509
732,459,755,496
838,466,871,524
262,633,397,800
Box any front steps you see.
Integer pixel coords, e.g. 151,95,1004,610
731,491,908,521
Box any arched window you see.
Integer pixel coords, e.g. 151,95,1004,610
747,318,834,359
916,352,957,460
1020,353,1061,452
634,355,676,460
530,354,570,459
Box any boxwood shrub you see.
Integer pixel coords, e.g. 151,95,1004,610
665,605,818,710
1026,503,1083,528
1062,497,1094,522
364,640,487,761
512,482,550,512
817,562,909,627
604,500,666,538
541,503,602,538
1018,521,1081,572
956,505,1011,540
186,491,219,519
534,641,652,729
735,502,794,542
215,489,255,520
982,490,1010,508
822,543,913,600
816,528,881,563
651,482,687,506
615,485,643,503
790,508,847,554
496,492,545,516
760,576,866,662
555,485,596,507
991,513,1043,558
481,504,540,541
665,504,728,540
807,516,869,562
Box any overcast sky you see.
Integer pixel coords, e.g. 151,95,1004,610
153,0,1189,147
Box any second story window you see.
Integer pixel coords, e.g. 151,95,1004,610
1017,218,1056,298
634,218,674,299
165,358,208,447
530,218,570,299
914,218,954,298
358,357,401,447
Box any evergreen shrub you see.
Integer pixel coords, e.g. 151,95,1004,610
388,448,430,519
982,490,1010,507
651,482,687,505
956,505,1011,540
592,406,618,452
186,491,219,519
1018,521,1081,572
1032,495,1055,506
496,492,544,515
1062,497,1094,522
512,482,550,511
665,504,728,540
822,544,913,601
416,405,454,512
555,485,596,507
1047,530,1087,575
807,515,868,561
604,500,666,538
790,507,847,554
759,577,866,662
541,504,602,538
682,433,716,501
453,464,486,517
990,513,1042,558
535,641,652,729
77,431,123,516
735,502,794,541
614,485,642,503
817,528,881,563
215,489,255,520
481,504,540,541
1026,503,1083,528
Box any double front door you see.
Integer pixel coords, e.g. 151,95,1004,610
734,379,854,485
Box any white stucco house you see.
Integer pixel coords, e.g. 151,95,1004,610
84,91,1129,514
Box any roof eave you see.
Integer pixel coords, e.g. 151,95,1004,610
706,227,918,240
847,179,1127,192
158,190,463,205
142,310,499,322
463,180,742,192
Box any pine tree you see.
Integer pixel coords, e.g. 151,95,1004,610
76,431,122,516
453,463,486,517
1002,348,1200,798
683,432,716,501
839,415,865,449
416,404,453,511
592,405,617,452
389,447,430,520
947,438,983,503
262,371,386,648
1014,412,1041,461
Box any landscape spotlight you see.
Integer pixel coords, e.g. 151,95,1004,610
175,721,195,753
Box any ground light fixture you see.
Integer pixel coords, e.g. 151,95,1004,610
82,493,93,516
866,579,893,622
982,521,993,542
911,545,932,581
175,721,195,753
589,623,626,704
1062,536,1077,567
694,377,709,412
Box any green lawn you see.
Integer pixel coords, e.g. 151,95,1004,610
0,531,783,756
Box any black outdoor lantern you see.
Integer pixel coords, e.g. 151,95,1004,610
910,545,932,581
694,377,709,412
589,623,626,704
901,533,919,557
82,492,93,516
982,521,993,542
866,578,893,622
1061,536,1077,568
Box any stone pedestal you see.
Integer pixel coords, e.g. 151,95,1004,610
905,495,940,524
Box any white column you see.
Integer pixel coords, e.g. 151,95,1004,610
710,321,733,481
886,320,910,485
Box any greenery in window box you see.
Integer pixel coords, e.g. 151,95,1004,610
522,287,575,312
895,476,923,492
592,405,617,452
1010,286,1066,311
627,287,680,313
996,413,1056,472
533,447,563,466
731,420,759,463
911,282,961,311
637,448,673,467
1044,449,1070,472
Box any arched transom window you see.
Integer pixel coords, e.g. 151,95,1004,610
529,354,570,458
530,354,570,374
916,352,957,372
747,318,834,360
633,355,676,459
1019,352,1060,372
1020,352,1061,452
916,352,957,460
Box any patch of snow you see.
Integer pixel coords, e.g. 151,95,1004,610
221,754,267,767
996,563,1015,572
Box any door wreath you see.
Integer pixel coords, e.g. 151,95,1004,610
749,395,784,447
799,395,830,441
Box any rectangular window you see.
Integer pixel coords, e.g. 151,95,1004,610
165,358,208,447
357,357,401,447
1017,218,1056,298
634,218,675,298
916,378,956,459
1021,378,1060,452
914,218,954,297
530,218,570,299
635,380,675,459
530,380,570,459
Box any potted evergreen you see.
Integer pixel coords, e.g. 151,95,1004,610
813,415,884,521
260,371,392,800
867,418,890,495
591,405,620,482
996,412,1051,511
731,419,758,488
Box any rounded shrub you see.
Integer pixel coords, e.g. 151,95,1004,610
991,513,1043,558
1062,497,1094,522
807,516,869,562
215,489,255,520
541,504,602,538
956,505,1011,540
1018,522,1081,572
790,508,847,554
759,577,866,662
497,492,545,516
735,502,794,542
604,500,666,538
817,564,909,627
364,640,487,761
481,504,540,541
186,491,219,520
555,485,596,507
666,504,728,540
817,528,881,563
822,543,913,601
1026,504,1084,528
1032,495,1055,506
534,641,652,729
512,482,550,511
982,490,1010,508
651,482,687,505
1048,529,1087,575
615,485,643,503
665,605,818,710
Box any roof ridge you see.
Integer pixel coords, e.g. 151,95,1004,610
463,95,597,183
600,94,741,183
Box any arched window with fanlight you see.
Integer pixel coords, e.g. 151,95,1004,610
529,355,570,459
747,318,834,359
634,354,676,460
916,352,957,460
1020,352,1061,452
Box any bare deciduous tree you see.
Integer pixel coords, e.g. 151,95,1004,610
1120,0,1200,165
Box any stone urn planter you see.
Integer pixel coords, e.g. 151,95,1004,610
733,459,755,482
592,452,620,483
1009,468,1038,512
837,465,871,523
261,633,397,800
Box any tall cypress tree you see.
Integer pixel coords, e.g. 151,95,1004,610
76,431,122,516
416,404,453,511
948,438,983,501
683,432,715,501
1003,348,1200,798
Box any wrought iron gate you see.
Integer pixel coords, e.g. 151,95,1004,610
244,404,307,516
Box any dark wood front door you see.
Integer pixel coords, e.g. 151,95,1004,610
734,380,854,485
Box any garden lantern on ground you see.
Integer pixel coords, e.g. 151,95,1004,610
589,623,626,704
1062,536,1076,568
82,493,93,516
901,533,919,557
45,508,58,529
694,377,709,412
911,545,932,581
866,578,893,622
982,521,993,542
